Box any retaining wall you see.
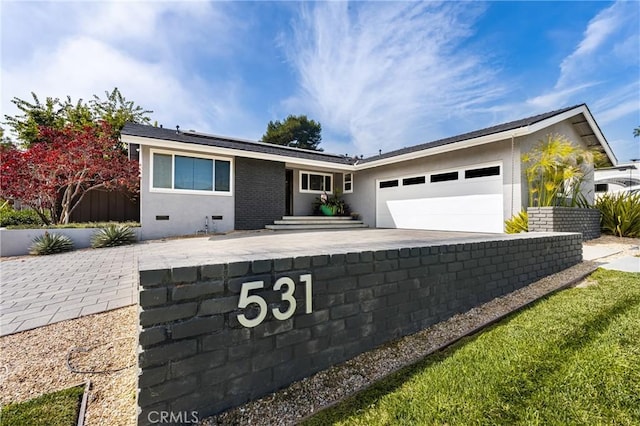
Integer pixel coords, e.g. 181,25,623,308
528,207,601,240
0,227,142,257
137,233,582,425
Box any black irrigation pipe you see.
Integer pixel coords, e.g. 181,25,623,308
297,263,599,424
66,336,136,374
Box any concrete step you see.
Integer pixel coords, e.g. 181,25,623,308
265,223,369,230
273,219,364,225
281,216,354,221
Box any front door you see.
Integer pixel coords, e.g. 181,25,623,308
285,169,293,216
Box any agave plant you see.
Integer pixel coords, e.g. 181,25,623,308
29,232,74,255
505,210,529,234
91,224,137,248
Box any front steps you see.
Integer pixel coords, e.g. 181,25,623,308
265,216,368,231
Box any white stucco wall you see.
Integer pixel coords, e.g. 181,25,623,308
290,168,344,216
345,139,521,228
140,146,235,240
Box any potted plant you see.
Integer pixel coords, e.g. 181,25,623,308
315,190,349,216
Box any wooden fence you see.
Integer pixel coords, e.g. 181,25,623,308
69,190,140,223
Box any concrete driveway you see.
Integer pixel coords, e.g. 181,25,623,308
1,230,638,336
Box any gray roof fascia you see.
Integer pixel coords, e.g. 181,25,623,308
122,104,618,171
357,105,585,165
121,123,354,166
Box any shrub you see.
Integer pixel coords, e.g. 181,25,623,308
29,232,74,255
91,224,137,248
0,207,44,227
595,192,640,237
505,210,529,234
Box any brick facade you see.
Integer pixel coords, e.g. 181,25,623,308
137,233,582,425
234,157,285,230
527,207,601,240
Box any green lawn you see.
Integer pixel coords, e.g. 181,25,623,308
1,385,84,426
305,269,640,425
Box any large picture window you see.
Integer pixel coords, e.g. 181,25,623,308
300,171,333,193
151,151,232,194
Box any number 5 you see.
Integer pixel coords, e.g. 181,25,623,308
237,281,267,328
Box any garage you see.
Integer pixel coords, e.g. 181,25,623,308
376,162,504,233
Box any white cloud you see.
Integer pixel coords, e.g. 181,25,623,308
591,81,640,125
1,1,243,137
280,2,502,154
556,1,637,90
526,82,599,110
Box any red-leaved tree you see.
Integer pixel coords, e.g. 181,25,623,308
0,122,139,224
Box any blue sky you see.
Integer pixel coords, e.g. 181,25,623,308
2,1,638,161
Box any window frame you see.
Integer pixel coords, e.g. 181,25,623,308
299,170,334,194
343,172,353,193
464,165,501,179
149,148,233,196
430,171,459,183
379,179,399,189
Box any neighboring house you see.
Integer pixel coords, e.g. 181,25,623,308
594,162,640,196
121,104,616,240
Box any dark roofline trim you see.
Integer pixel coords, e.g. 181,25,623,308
358,104,584,164
121,123,354,166
122,103,616,170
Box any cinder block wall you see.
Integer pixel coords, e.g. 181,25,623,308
137,234,582,425
234,158,285,230
528,207,601,240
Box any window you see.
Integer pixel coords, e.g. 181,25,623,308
343,173,353,193
379,179,399,188
153,154,172,188
300,171,333,193
430,171,458,183
595,183,608,193
403,176,426,186
465,166,500,179
175,156,213,190
151,151,232,194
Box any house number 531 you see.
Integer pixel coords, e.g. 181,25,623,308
237,274,313,328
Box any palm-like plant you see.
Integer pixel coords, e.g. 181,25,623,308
522,134,603,207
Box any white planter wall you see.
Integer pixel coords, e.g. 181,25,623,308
0,227,143,257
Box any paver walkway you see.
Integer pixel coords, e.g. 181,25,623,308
1,245,138,336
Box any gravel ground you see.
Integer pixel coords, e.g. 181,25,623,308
1,235,636,426
0,306,137,426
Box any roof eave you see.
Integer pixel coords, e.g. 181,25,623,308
357,105,618,170
121,134,356,171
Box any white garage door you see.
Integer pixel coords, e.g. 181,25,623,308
376,163,504,233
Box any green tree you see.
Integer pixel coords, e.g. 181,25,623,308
4,88,152,148
4,94,67,146
262,114,323,151
89,88,153,139
0,127,15,149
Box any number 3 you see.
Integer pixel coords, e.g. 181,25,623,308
272,277,296,320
